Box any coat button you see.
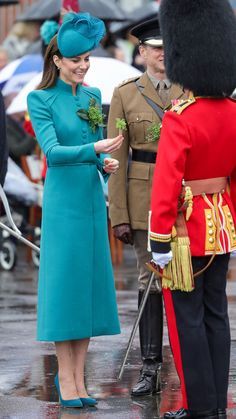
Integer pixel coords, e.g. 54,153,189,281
208,221,213,227
207,214,212,220
209,237,214,244
208,229,214,235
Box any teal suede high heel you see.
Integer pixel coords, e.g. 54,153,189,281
54,374,83,408
80,397,98,407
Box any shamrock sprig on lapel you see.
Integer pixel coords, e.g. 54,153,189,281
145,122,162,143
77,98,106,133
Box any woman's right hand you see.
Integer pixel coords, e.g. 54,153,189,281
94,135,124,154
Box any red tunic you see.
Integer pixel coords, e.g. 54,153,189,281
150,97,236,256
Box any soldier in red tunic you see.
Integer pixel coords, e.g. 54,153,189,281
149,0,236,418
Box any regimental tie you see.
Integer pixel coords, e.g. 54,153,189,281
158,80,169,107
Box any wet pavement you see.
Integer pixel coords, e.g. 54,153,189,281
0,245,236,418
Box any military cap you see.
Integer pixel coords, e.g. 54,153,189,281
130,17,163,47
58,12,106,57
159,0,236,96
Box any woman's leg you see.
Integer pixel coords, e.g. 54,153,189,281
71,338,90,397
55,341,79,400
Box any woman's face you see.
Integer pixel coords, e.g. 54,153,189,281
54,51,90,85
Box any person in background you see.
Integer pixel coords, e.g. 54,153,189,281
108,17,186,397
2,21,41,61
3,94,37,169
40,19,60,57
27,12,123,408
150,0,236,418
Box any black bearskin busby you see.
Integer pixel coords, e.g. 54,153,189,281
159,0,236,96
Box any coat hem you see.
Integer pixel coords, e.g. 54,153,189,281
37,328,121,342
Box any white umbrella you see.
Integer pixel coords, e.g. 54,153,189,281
6,73,42,114
0,58,22,85
0,54,43,96
7,57,141,114
84,57,141,103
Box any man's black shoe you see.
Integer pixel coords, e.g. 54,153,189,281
163,408,218,418
163,409,190,419
131,369,161,396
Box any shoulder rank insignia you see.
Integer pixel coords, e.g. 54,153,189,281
118,76,140,88
170,97,196,114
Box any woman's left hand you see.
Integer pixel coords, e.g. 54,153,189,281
103,158,119,174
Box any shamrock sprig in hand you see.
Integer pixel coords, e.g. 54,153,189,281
77,98,106,133
115,118,127,135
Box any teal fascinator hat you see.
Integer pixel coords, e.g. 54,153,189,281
57,12,106,57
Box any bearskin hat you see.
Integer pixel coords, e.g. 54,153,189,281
159,0,236,96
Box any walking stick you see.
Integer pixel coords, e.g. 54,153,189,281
117,269,157,381
0,184,40,253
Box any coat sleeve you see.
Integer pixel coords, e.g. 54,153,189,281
27,91,101,167
107,87,130,227
0,92,8,186
150,111,191,252
95,90,110,183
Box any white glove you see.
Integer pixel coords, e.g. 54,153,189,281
152,251,173,269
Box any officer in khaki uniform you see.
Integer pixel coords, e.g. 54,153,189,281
108,17,186,396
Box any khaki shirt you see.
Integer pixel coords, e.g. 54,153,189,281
108,72,185,230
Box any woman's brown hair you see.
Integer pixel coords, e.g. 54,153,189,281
37,35,62,90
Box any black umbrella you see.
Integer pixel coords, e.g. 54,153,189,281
110,2,160,35
0,0,19,5
80,0,125,21
17,0,125,22
17,0,61,21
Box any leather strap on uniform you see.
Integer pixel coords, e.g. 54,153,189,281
135,81,165,120
175,211,189,238
182,177,227,197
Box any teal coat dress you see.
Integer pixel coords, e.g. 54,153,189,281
27,78,120,341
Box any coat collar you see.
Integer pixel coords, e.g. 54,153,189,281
137,72,185,109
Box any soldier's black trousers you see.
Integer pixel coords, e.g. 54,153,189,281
163,253,231,411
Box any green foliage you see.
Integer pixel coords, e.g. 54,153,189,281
145,122,162,143
77,98,106,133
115,118,127,131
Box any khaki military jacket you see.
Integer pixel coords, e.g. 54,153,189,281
108,72,185,230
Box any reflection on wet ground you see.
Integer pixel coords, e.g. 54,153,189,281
0,246,235,418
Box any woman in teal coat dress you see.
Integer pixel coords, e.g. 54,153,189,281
27,12,123,407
